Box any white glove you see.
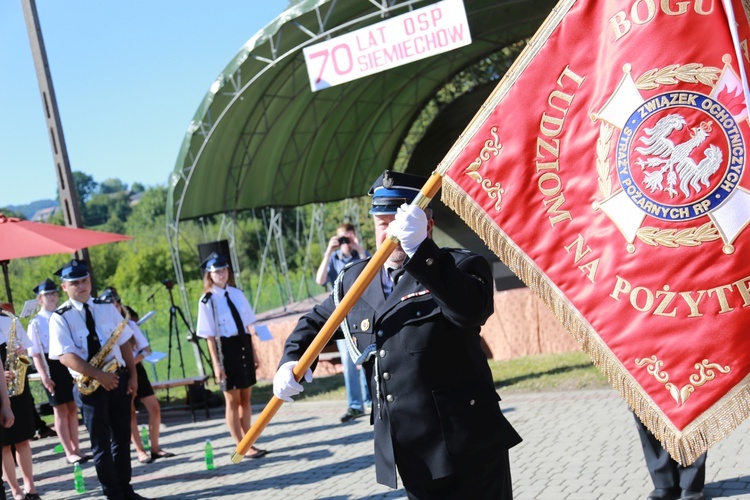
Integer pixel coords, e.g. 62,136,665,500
388,204,428,257
273,361,313,402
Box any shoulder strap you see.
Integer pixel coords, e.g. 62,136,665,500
332,266,377,366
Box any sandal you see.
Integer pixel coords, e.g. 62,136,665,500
246,447,268,459
138,453,155,464
25,494,41,500
150,450,175,460
79,454,93,464
66,455,83,464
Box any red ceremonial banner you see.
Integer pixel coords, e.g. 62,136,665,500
440,0,750,464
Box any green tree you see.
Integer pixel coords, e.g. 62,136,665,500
99,178,128,194
0,208,26,220
84,192,132,229
110,239,175,290
126,186,167,232
72,171,98,203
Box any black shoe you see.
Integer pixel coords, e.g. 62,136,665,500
35,427,56,439
680,491,704,500
648,489,678,500
124,493,153,500
340,407,365,423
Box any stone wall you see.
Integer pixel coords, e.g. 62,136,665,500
251,287,580,381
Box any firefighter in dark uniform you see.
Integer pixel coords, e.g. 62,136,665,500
48,260,151,500
273,171,522,499
634,414,706,500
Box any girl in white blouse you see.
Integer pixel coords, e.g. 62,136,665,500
195,253,266,459
28,279,87,466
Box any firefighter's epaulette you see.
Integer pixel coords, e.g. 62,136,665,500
54,304,72,316
201,292,212,304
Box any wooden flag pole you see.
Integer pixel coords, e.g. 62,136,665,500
231,171,443,463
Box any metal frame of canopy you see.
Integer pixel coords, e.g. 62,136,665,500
165,0,555,356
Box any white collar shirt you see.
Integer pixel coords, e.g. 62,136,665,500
48,297,134,377
130,321,149,355
0,314,31,351
27,308,53,356
196,285,256,339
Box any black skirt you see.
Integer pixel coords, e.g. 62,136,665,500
135,363,154,399
0,344,35,445
6,375,35,445
219,334,256,391
46,358,75,406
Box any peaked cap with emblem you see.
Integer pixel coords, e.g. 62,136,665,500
201,252,229,273
33,278,58,295
368,170,429,215
98,287,120,304
54,259,90,282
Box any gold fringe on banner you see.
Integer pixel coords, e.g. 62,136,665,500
442,175,750,466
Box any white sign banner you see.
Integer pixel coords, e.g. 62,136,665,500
303,0,472,92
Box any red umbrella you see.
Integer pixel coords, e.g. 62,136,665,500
0,214,133,304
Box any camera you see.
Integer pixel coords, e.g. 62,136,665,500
337,236,350,245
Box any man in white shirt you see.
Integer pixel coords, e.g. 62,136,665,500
48,259,149,500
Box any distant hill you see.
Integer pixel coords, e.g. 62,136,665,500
4,199,58,220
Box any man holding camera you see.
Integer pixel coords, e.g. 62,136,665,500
316,223,367,289
315,223,372,422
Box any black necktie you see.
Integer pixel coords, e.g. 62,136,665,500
389,267,405,286
83,303,101,361
225,292,245,335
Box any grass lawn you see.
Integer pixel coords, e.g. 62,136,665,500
31,351,609,422
246,350,609,406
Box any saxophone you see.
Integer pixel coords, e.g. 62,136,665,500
2,310,31,397
76,308,130,396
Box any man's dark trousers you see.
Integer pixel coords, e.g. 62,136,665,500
74,369,133,500
635,414,706,492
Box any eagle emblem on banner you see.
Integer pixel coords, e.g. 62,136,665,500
438,0,750,465
594,59,750,254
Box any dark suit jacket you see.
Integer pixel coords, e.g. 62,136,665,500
281,238,522,488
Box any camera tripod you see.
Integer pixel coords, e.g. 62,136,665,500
161,279,211,400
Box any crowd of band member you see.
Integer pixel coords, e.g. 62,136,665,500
0,267,179,500
0,248,265,500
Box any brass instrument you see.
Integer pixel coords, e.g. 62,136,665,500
76,308,130,396
2,310,31,397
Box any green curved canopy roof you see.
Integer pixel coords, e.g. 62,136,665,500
167,0,555,222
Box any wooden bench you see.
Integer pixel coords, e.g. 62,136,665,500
31,372,212,422
151,375,210,422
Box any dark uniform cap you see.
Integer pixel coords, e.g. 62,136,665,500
201,252,229,273
33,278,58,295
368,170,428,215
98,287,120,304
53,259,90,282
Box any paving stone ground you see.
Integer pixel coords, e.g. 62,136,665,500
15,388,750,499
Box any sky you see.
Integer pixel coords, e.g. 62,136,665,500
0,0,290,207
